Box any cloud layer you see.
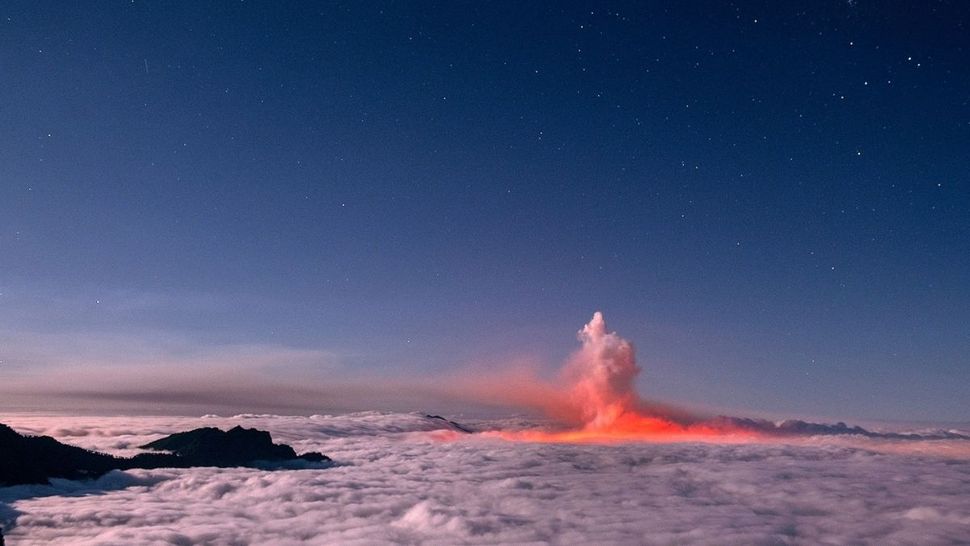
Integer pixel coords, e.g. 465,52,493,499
1,413,968,545
1,314,967,543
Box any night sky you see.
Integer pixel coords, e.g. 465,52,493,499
1,1,967,421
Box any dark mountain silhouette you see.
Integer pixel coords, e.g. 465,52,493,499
0,424,121,486
0,423,329,487
140,425,329,465
711,416,970,440
424,414,473,433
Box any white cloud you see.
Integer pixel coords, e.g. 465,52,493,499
1,413,968,545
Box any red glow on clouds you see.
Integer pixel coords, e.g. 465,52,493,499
495,312,759,444
497,412,757,444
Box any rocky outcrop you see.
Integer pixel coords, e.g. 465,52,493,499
0,423,329,487
139,425,329,466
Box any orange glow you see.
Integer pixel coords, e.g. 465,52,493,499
480,312,763,444
492,410,761,444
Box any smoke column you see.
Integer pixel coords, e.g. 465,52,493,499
565,312,640,428
499,312,753,442
481,313,970,447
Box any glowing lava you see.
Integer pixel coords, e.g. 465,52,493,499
496,312,760,443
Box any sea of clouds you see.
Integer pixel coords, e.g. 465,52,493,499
1,412,969,545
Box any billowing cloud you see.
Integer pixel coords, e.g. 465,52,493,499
2,310,967,543
1,413,968,545
565,310,641,426
484,312,742,442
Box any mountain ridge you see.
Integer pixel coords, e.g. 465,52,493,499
0,423,329,487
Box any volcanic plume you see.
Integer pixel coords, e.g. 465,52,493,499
499,312,752,442
490,313,970,445
565,311,639,428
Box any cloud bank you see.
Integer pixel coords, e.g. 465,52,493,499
0,413,968,545
2,313,967,543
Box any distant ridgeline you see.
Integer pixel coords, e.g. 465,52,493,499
0,423,330,487
711,417,970,440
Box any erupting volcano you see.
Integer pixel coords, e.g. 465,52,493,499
492,313,970,446
498,312,757,443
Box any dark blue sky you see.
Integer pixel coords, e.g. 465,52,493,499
1,1,967,420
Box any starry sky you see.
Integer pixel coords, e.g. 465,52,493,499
1,1,967,421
